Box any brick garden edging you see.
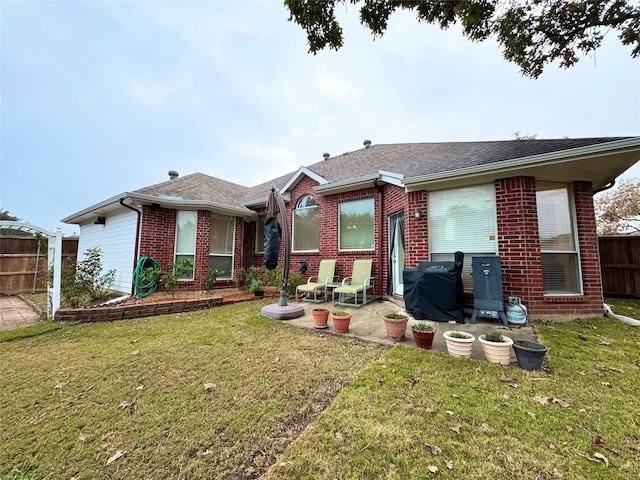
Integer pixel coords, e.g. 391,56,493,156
55,296,226,323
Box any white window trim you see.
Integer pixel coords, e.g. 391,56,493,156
537,182,583,296
338,198,375,252
292,196,320,253
174,210,197,281
428,183,498,290
210,214,235,280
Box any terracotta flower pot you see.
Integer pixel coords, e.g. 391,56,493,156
478,334,514,365
411,326,436,349
332,312,352,333
311,308,330,329
383,315,408,341
443,330,476,358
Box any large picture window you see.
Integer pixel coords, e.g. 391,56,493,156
210,214,235,279
429,184,497,289
175,210,197,280
536,182,580,294
293,195,319,252
339,198,375,250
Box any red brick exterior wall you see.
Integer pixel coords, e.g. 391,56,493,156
138,206,241,292
289,178,382,294
137,173,605,317
496,177,604,317
404,190,429,266
139,205,176,271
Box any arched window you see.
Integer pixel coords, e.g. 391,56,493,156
293,195,319,252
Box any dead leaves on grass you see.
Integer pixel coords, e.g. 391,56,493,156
106,450,125,465
532,396,572,408
449,423,462,434
426,444,442,455
627,442,640,453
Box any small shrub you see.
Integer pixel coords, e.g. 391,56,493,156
448,331,473,339
75,247,116,302
333,311,349,317
286,271,303,297
161,258,195,297
484,331,505,342
204,269,221,291
55,248,117,307
385,312,408,320
248,278,263,293
412,322,433,332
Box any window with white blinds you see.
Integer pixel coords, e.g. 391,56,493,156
536,182,580,294
210,214,235,279
293,195,319,252
428,184,497,289
175,210,197,280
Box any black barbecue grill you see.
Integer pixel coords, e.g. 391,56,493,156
403,251,464,323
469,255,508,327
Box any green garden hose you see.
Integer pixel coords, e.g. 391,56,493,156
133,256,160,298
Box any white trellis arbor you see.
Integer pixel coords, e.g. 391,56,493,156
0,221,62,318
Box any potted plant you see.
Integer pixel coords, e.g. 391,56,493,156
332,310,352,333
478,330,514,365
249,278,264,297
311,307,330,329
513,340,548,371
411,322,436,349
443,330,476,358
383,312,409,341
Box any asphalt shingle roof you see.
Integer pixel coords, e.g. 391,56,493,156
135,137,632,207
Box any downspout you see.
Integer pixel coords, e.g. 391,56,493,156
120,198,142,297
593,180,615,195
373,179,384,300
603,303,640,326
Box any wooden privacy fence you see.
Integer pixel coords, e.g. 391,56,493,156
599,236,640,299
0,235,78,294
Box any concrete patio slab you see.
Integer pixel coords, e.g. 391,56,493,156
0,296,41,331
278,298,538,364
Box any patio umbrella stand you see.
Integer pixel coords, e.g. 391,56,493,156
260,188,305,320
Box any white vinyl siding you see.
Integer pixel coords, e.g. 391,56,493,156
76,208,137,294
428,184,497,289
536,182,581,294
175,210,197,280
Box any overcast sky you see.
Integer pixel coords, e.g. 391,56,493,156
2,0,639,236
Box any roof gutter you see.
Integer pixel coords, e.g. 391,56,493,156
315,173,382,195
62,192,257,224
403,137,640,192
593,180,615,195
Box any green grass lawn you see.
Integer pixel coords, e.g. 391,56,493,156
2,299,639,479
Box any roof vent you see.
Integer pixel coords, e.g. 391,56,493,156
323,152,330,160
363,139,372,148
168,170,179,180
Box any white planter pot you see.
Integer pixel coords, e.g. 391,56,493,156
443,330,476,358
478,334,514,365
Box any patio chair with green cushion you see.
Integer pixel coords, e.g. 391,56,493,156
295,259,337,303
332,259,375,308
